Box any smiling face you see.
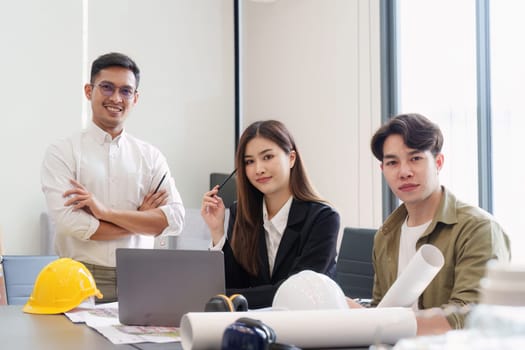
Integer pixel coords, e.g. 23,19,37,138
84,66,138,138
381,134,443,208
243,136,296,202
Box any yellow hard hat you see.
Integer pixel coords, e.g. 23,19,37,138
23,258,103,314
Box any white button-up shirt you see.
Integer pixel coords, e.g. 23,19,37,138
263,196,293,276
41,122,185,267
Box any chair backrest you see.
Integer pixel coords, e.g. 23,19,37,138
335,227,376,299
158,208,230,250
2,255,58,305
40,212,56,255
210,172,237,209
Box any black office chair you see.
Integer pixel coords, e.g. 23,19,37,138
335,227,376,299
210,172,237,209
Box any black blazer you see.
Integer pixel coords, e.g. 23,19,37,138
223,199,340,308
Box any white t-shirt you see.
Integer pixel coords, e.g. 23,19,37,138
397,216,431,310
398,217,432,275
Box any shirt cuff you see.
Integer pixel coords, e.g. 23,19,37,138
83,215,100,240
209,233,226,251
159,204,185,236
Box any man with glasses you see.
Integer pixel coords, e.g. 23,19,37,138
41,52,185,302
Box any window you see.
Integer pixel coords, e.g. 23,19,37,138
491,0,525,262
397,0,478,206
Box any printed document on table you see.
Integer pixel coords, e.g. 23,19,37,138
65,302,180,344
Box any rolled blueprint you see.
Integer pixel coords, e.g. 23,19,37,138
180,307,416,350
378,244,444,308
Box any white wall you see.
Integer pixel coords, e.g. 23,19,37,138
0,0,83,254
240,0,383,232
0,0,235,254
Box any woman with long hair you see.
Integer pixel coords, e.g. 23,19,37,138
201,120,340,308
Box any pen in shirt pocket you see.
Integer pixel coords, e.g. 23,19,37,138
153,172,167,194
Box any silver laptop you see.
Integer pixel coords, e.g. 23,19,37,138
116,248,225,327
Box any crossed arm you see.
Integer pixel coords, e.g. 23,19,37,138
64,179,169,240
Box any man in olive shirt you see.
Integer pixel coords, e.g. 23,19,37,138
369,113,510,334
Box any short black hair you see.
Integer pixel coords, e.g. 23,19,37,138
371,113,444,161
90,52,140,89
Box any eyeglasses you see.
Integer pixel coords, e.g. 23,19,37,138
93,82,136,99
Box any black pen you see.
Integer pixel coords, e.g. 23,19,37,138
154,172,167,193
217,169,237,191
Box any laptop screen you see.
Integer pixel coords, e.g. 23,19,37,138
116,248,225,327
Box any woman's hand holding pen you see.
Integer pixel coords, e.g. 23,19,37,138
201,185,226,244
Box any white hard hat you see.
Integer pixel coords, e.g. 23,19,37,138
272,270,349,310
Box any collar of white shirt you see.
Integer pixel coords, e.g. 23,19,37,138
88,121,125,146
263,196,293,234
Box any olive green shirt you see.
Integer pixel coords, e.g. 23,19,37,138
371,187,510,329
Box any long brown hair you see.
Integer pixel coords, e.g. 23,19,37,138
231,120,324,275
